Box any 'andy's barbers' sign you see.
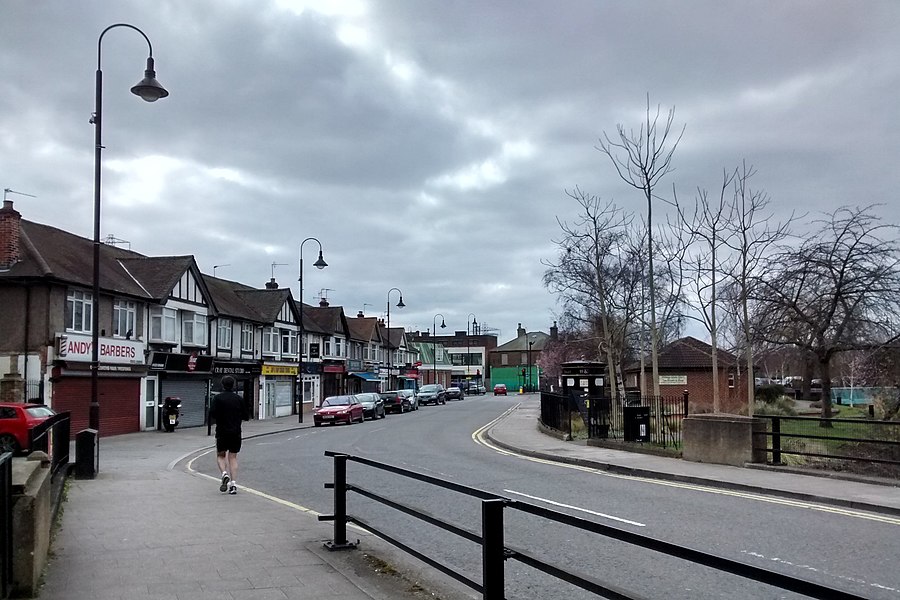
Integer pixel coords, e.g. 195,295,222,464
57,333,145,365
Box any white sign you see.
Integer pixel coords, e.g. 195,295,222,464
57,333,145,365
659,375,688,386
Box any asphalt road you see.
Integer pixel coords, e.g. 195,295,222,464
197,396,900,599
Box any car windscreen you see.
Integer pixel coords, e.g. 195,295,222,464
26,406,55,418
323,396,352,406
420,385,439,392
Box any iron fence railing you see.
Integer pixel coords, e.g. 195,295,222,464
320,451,867,599
28,412,71,480
0,452,12,599
25,380,43,404
540,391,689,448
755,415,900,470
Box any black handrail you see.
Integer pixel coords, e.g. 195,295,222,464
0,452,13,599
28,412,71,479
321,450,869,599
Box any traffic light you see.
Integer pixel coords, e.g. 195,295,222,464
521,368,526,377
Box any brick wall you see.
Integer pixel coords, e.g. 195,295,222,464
0,200,21,269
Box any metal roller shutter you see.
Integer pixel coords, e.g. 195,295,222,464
161,379,209,428
53,377,141,436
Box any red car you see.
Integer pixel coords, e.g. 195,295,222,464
0,402,56,454
314,395,365,426
493,384,508,396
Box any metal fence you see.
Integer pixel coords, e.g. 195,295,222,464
540,391,689,448
755,415,900,475
28,412,71,480
320,451,867,599
0,452,12,599
25,380,43,404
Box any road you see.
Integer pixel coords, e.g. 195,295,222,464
195,396,900,599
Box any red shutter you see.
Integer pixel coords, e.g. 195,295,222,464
52,377,141,437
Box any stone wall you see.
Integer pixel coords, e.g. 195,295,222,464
682,413,768,467
12,453,52,597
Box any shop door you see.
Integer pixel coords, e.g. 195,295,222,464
264,381,276,419
144,377,158,430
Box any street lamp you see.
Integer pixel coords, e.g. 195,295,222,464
432,313,446,386
91,24,168,433
528,338,535,393
298,237,327,422
466,313,477,385
386,288,405,391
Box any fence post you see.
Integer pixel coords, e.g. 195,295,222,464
325,454,358,551
771,417,782,465
683,390,689,416
482,499,506,600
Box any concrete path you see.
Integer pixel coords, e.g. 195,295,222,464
33,396,900,599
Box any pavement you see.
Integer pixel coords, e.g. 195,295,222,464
33,395,900,599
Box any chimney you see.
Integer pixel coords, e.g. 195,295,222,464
357,310,365,318
517,323,525,338
550,321,558,341
265,278,279,290
319,297,329,307
0,200,22,270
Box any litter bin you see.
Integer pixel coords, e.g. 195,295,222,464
623,406,650,443
74,428,99,479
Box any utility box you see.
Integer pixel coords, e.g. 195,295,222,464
559,361,610,397
74,428,98,479
624,406,651,442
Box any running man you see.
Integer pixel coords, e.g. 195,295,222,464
209,375,245,494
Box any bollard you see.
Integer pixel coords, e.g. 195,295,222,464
74,429,99,479
771,417,782,465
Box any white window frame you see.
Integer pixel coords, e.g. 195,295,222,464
334,336,343,358
113,299,136,338
217,318,232,350
241,322,254,352
150,306,177,343
501,353,509,366
324,336,332,357
182,311,207,347
262,326,279,355
281,329,298,356
66,289,93,333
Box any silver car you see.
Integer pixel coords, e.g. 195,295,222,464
355,392,386,420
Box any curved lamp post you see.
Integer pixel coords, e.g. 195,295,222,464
386,288,405,390
432,313,446,386
298,237,327,422
90,24,168,433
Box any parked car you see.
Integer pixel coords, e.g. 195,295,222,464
0,402,57,454
446,386,465,400
400,389,419,410
416,384,447,406
314,395,364,426
380,390,414,414
356,392,386,420
475,384,487,395
493,383,508,396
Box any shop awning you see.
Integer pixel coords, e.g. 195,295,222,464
349,372,380,381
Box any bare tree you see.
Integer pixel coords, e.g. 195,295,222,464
543,188,633,400
754,206,900,419
597,96,684,398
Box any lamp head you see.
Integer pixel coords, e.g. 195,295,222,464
130,57,169,102
313,250,328,270
396,295,405,309
440,319,446,329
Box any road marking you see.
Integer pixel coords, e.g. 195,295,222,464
741,550,900,595
504,489,646,527
471,408,900,526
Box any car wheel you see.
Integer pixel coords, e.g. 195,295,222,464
314,422,322,427
0,434,19,454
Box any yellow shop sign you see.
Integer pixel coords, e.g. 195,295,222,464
262,365,299,376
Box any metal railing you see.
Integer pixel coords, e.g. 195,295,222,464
28,412,71,480
320,451,867,599
0,452,12,599
755,415,900,470
540,391,689,448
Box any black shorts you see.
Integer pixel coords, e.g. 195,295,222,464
216,432,242,454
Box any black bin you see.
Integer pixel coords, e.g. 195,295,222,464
623,406,650,443
74,428,99,479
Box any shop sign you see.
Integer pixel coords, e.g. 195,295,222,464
660,375,688,386
262,364,299,376
213,362,262,376
57,332,145,365
149,351,214,373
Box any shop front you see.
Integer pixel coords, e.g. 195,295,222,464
347,359,380,394
300,362,322,410
261,363,297,419
149,351,214,429
399,366,420,391
212,361,261,421
50,333,147,436
321,360,346,399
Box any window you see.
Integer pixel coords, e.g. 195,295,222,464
150,307,177,342
334,337,343,358
521,353,527,364
66,289,93,333
436,346,443,361
281,329,298,356
324,336,332,356
262,327,279,354
728,373,735,389
241,323,254,352
182,312,207,346
113,299,136,338
217,318,232,349
501,353,509,366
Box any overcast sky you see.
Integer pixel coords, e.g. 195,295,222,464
3,1,899,342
